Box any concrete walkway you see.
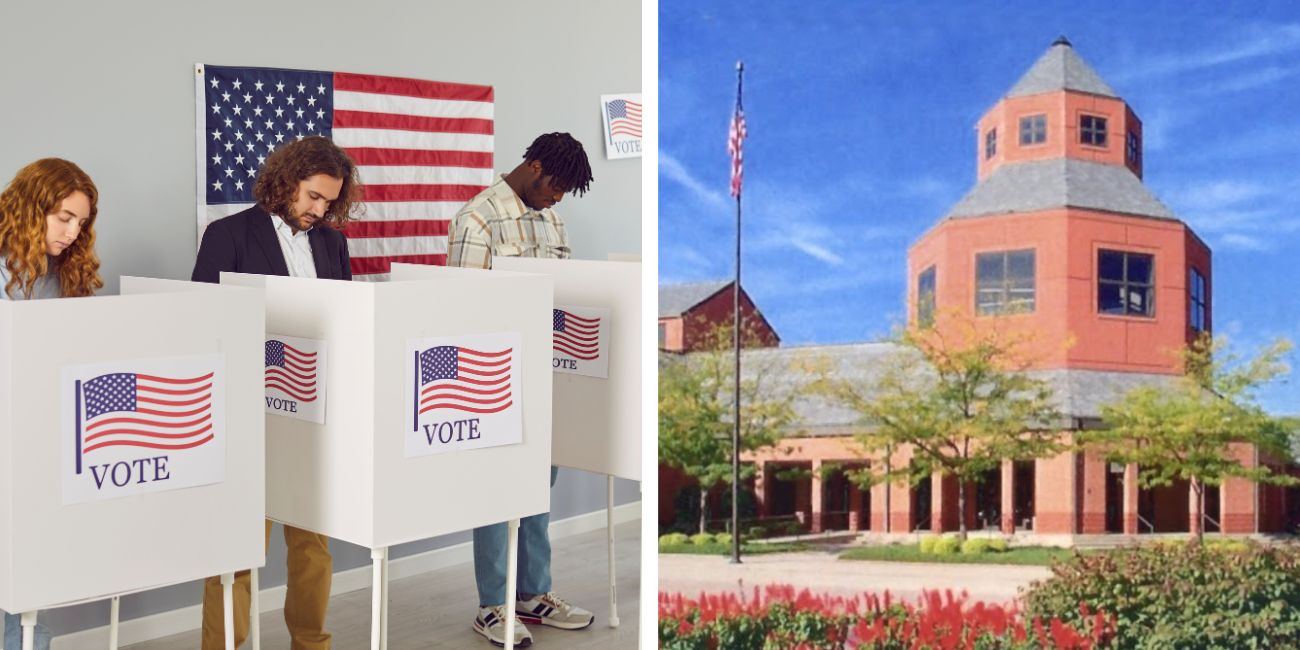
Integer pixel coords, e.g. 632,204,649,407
659,550,1051,604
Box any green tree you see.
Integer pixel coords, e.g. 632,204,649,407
658,325,801,534
819,313,1065,540
1081,333,1296,542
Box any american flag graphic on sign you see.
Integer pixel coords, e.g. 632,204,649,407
552,309,601,360
605,99,642,140
197,64,495,280
265,340,318,402
75,372,215,474
415,346,513,425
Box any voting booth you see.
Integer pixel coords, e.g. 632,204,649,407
0,277,265,647
223,268,553,649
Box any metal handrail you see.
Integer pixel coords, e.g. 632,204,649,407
1137,514,1155,534
1203,512,1222,531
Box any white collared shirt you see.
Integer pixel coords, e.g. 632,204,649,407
272,215,317,278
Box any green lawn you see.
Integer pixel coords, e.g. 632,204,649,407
839,543,1081,566
659,542,811,556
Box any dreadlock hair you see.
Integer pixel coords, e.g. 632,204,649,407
523,132,593,197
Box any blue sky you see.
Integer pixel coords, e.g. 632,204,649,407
659,1,1300,412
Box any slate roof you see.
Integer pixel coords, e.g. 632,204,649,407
1006,36,1118,99
663,342,1184,438
659,280,731,318
944,159,1177,221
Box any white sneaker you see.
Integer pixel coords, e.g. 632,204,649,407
515,592,595,630
473,605,533,647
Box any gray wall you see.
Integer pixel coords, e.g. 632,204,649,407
0,0,641,636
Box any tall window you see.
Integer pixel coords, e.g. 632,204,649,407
985,128,997,160
1189,268,1207,332
917,265,937,327
1126,130,1141,166
976,250,1035,315
1080,115,1108,146
1098,250,1155,317
1019,114,1046,145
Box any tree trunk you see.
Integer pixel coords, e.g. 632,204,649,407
1191,477,1204,544
958,479,968,541
699,488,709,536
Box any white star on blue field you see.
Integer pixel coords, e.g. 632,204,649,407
660,1,1300,413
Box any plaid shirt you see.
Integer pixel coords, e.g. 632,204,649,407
447,175,570,269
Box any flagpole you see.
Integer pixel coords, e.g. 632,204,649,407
731,60,744,566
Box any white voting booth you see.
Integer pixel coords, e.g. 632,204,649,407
0,277,265,650
223,268,553,650
481,258,641,628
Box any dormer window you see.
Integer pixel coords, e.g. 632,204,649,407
1080,115,1108,146
1019,115,1046,145
985,129,997,160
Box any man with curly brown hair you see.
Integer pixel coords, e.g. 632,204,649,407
193,135,359,650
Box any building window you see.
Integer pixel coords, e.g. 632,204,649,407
658,322,667,348
975,249,1035,315
1019,114,1046,145
917,265,937,327
1080,115,1108,146
1126,130,1141,166
1098,249,1155,317
985,128,997,160
1189,268,1207,332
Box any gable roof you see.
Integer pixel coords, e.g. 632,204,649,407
658,280,732,318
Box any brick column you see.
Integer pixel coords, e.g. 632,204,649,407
848,487,863,532
1222,444,1258,533
1000,459,1015,534
1123,463,1139,535
753,462,767,517
1035,450,1076,534
810,460,824,533
1079,453,1107,534
933,472,961,533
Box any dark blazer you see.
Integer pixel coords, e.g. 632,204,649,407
192,205,353,283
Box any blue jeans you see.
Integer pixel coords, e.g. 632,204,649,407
3,611,51,650
473,466,558,606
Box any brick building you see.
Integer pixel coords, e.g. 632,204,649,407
658,280,779,353
661,38,1298,541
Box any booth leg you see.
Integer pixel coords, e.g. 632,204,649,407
380,548,390,650
220,573,235,650
109,596,120,649
607,475,619,628
250,568,260,650
504,518,520,650
20,611,35,650
370,547,387,650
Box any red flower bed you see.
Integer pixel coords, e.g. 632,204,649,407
659,585,1113,649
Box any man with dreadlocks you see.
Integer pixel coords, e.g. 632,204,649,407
447,132,595,647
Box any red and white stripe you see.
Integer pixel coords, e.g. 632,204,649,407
419,347,513,415
554,311,601,361
728,107,747,199
83,373,215,454
334,73,494,280
265,342,318,402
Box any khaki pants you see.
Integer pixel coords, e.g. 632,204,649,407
201,519,332,650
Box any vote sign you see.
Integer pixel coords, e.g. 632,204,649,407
404,332,523,457
62,354,226,504
264,334,327,424
551,305,611,379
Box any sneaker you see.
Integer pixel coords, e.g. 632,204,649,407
473,605,533,647
515,592,595,630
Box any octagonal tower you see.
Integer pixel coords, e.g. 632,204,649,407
909,37,1210,375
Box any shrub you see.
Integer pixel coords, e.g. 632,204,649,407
714,532,733,547
932,535,961,555
747,526,766,541
659,585,1111,649
988,538,1009,553
1024,539,1300,649
659,533,689,547
918,534,941,554
689,533,715,546
961,538,992,555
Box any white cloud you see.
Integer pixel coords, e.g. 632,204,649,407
789,238,845,266
1113,23,1300,82
659,150,730,213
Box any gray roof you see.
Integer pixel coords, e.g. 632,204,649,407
658,280,731,318
1007,37,1118,99
944,159,1177,221
664,342,1185,438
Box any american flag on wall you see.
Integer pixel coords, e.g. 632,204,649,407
196,64,495,280
552,309,601,361
415,345,513,424
265,339,318,402
75,371,215,474
605,99,642,140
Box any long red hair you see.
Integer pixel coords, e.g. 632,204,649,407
0,159,102,298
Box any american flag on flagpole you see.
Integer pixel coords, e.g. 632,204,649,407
75,372,215,473
416,345,513,419
265,339,318,402
728,100,746,198
196,64,495,280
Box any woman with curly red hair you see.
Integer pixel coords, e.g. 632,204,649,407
0,158,102,650
0,158,102,301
